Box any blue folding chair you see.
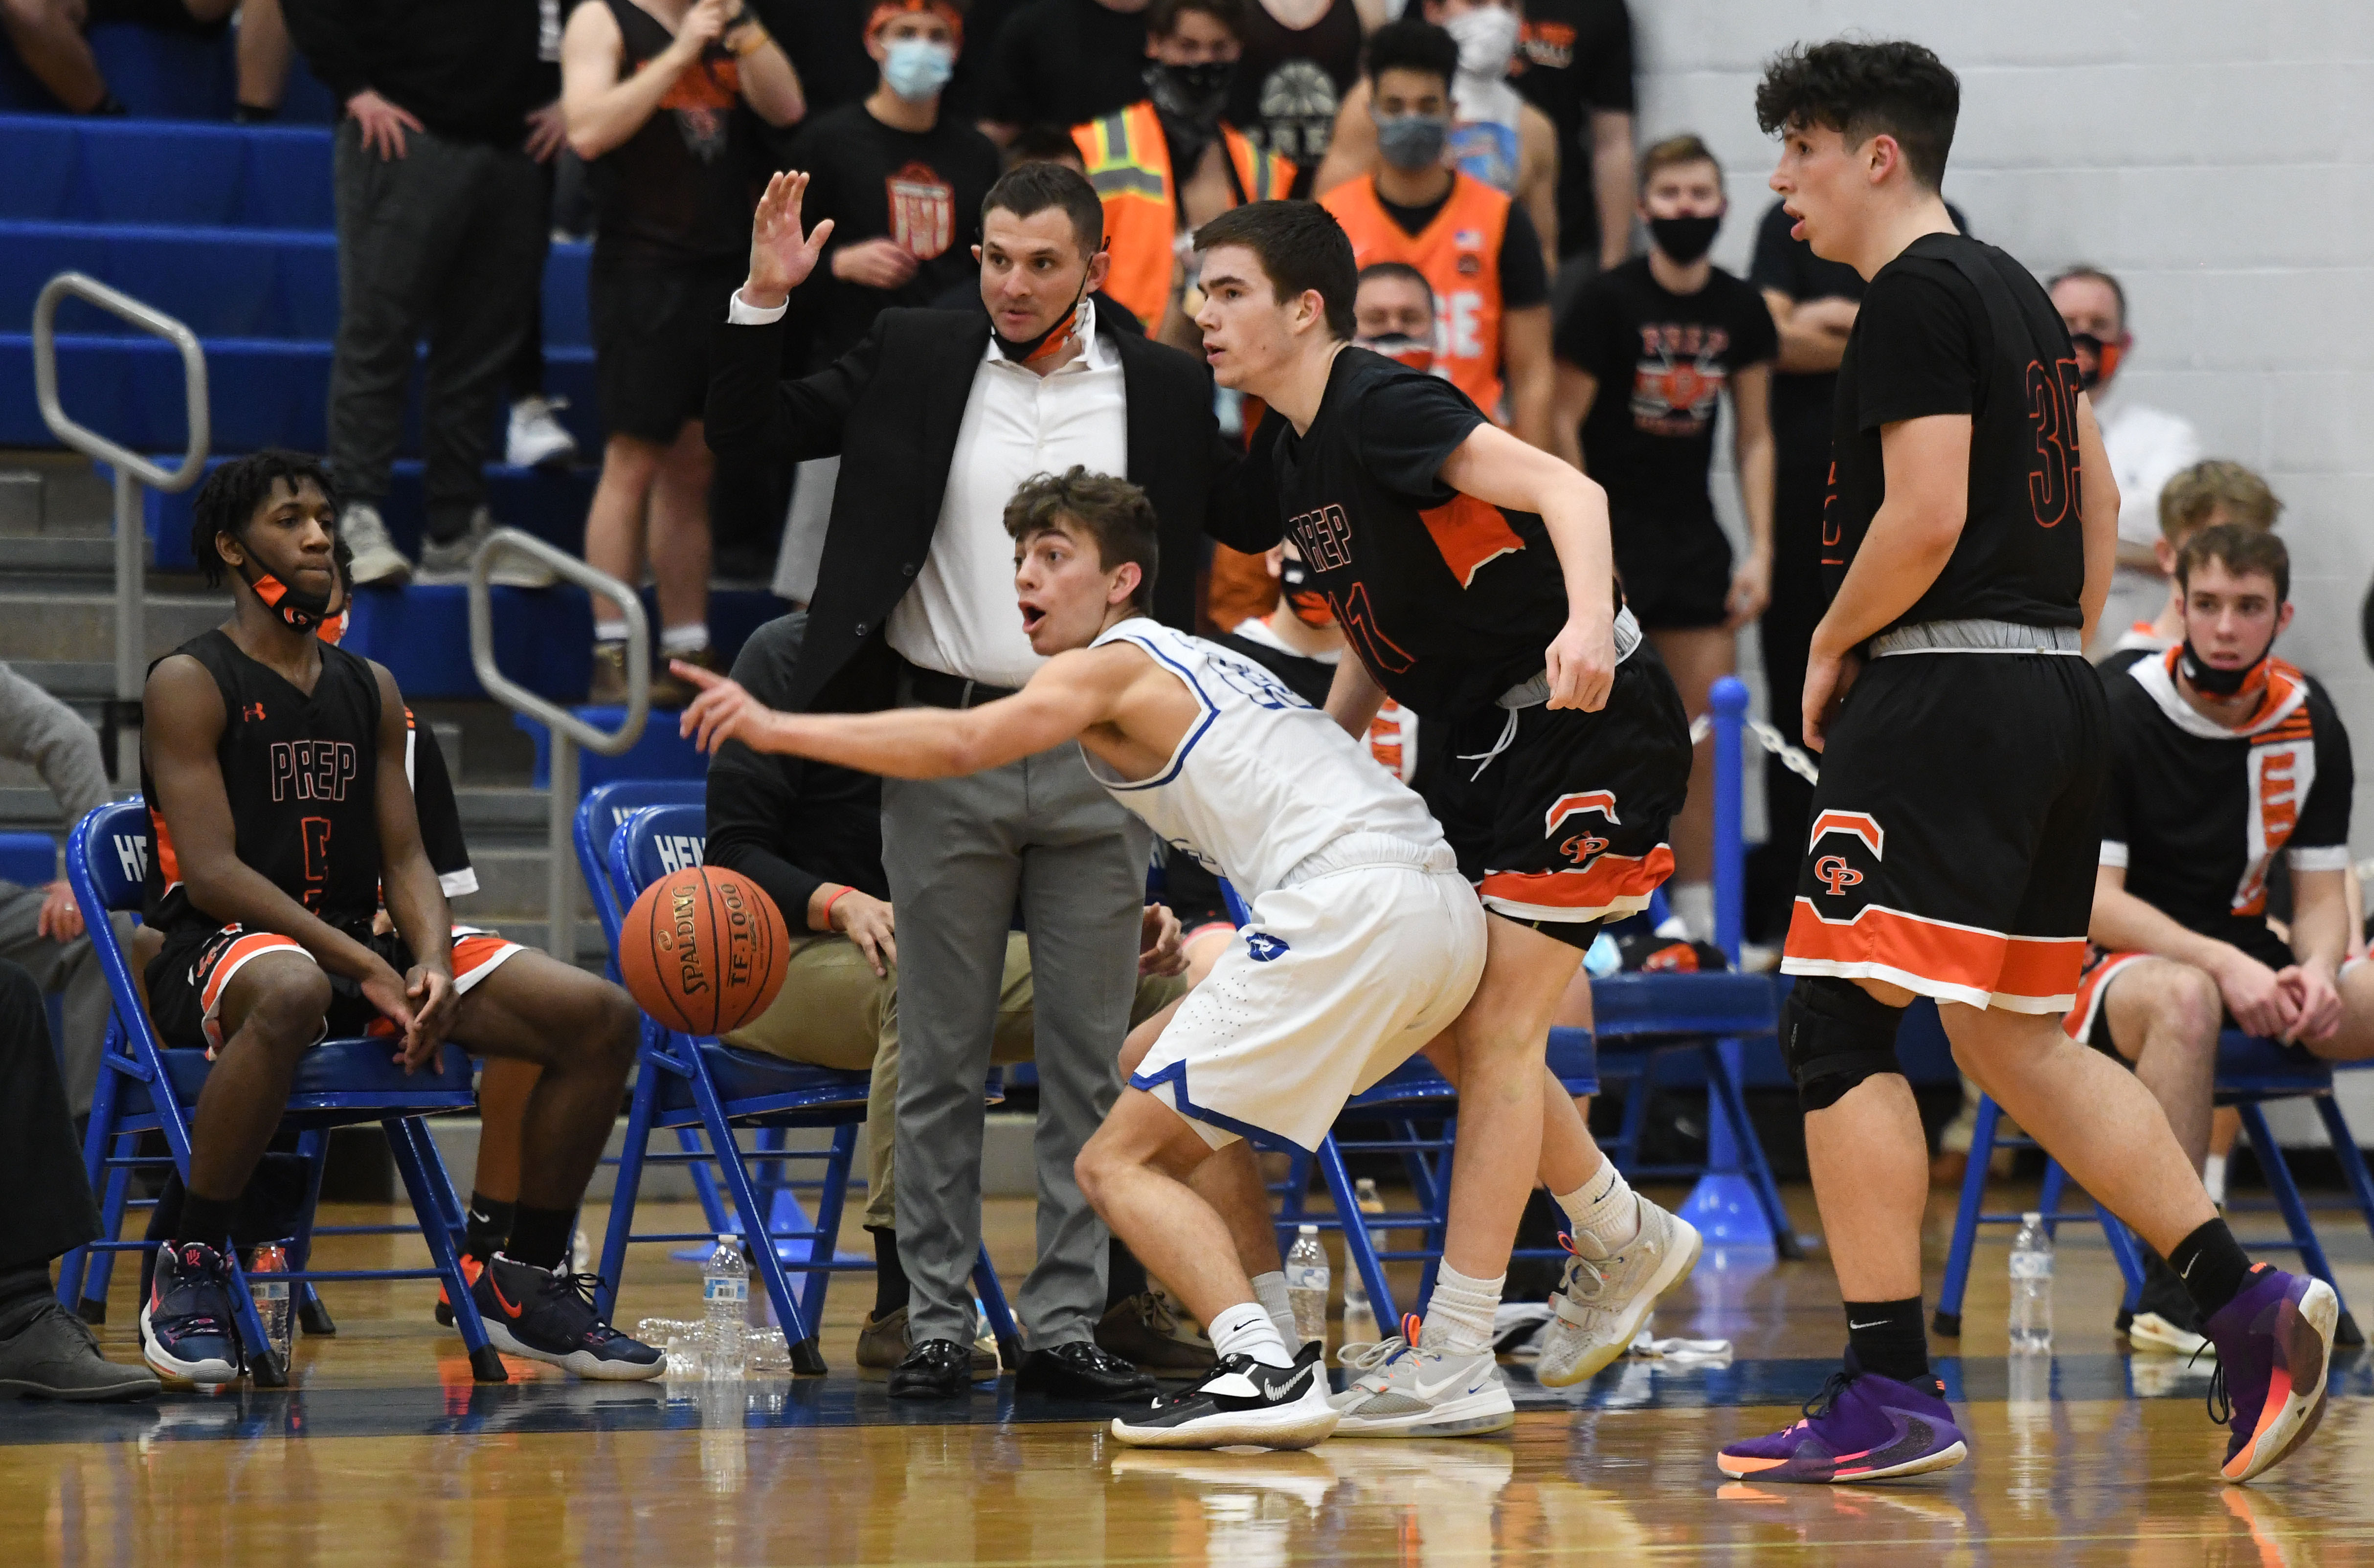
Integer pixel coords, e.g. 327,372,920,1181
52,802,505,1385
598,803,1023,1373
1934,1030,2374,1345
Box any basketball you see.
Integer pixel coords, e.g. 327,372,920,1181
618,866,790,1037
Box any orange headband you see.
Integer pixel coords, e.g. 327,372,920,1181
866,0,963,48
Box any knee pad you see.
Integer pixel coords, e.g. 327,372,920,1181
1778,977,1907,1112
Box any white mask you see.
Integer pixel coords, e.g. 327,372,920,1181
1444,6,1520,79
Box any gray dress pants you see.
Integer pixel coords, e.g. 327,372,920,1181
882,735,1150,1349
0,880,119,1120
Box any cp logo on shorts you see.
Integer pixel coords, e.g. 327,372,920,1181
1245,932,1290,962
1814,856,1863,897
1806,810,1883,907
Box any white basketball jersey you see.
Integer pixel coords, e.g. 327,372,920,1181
1084,618,1446,900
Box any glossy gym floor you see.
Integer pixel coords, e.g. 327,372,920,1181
10,1185,2374,1565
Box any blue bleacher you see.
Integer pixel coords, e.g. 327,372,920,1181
0,23,337,123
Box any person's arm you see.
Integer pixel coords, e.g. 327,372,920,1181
1437,423,1617,710
1517,104,1559,273
2073,392,2121,648
367,664,456,1067
1206,407,1289,554
2090,861,2300,1040
1762,288,1854,375
1548,361,1594,472
1726,360,1775,628
706,171,868,461
562,0,728,161
0,662,109,829
1501,303,1555,453
678,648,1133,776
1312,80,1376,196
724,11,805,126
1321,645,1389,740
1588,108,1633,271
2283,867,2350,1041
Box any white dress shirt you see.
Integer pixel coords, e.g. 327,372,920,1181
2094,379,2202,553
726,288,1129,689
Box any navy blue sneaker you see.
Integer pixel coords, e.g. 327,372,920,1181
141,1241,243,1387
472,1254,665,1381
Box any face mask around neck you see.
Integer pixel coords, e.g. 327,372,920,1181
2178,635,2273,700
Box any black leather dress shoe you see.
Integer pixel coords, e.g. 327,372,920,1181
1015,1339,1159,1402
888,1337,981,1400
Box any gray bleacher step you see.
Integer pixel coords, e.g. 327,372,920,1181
0,533,127,574
0,451,112,537
0,587,229,663
452,843,596,921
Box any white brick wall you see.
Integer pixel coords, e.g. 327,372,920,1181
1646,1,2374,855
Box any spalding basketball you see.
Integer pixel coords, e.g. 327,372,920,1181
619,867,790,1037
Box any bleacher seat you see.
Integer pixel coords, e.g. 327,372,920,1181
0,25,336,122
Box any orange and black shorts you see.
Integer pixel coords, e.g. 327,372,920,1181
148,920,524,1056
1781,650,2107,1014
1422,643,1692,949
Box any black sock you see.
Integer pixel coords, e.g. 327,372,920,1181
506,1206,576,1272
464,1193,515,1265
2170,1217,2255,1320
179,1193,239,1252
1844,1297,1929,1384
0,1264,49,1317
870,1228,909,1318
1107,1237,1149,1310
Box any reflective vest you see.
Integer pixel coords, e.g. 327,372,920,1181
1321,172,1510,418
1074,100,1294,330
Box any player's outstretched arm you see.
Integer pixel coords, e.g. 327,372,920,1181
2073,393,2121,646
368,663,456,1067
676,651,1130,779
1437,422,1617,712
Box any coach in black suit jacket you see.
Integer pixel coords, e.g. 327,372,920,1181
704,162,1264,1404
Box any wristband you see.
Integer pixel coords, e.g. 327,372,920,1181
819,884,856,929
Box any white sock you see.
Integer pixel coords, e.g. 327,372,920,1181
1557,1161,1640,1252
594,617,629,645
1669,880,1714,942
1251,1270,1297,1347
1418,1262,1502,1355
661,622,711,657
2204,1153,2228,1209
1208,1300,1295,1368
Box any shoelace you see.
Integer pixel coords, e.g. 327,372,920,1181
1138,1289,1183,1336
1796,1369,1855,1429
1337,1314,1426,1379
2197,1343,2232,1426
1556,1233,1610,1303
538,1270,623,1344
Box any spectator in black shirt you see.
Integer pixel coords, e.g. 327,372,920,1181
1552,133,1774,943
704,613,1201,1375
978,0,1151,140
1509,0,1633,288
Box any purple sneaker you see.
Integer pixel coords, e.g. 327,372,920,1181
1718,1351,1968,1483
2205,1263,2337,1483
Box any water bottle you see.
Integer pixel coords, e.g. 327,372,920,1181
703,1234,749,1379
247,1243,293,1363
1342,1181,1388,1347
2008,1211,2054,1352
1284,1224,1330,1353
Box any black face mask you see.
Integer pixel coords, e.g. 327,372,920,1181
239,555,342,632
1145,59,1235,129
992,268,1092,365
2178,636,2271,699
1648,213,1721,265
1278,553,1334,628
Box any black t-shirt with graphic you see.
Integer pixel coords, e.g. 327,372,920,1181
1555,255,1775,530
784,102,1002,369
1508,0,1633,262
1826,232,2086,633
1265,347,1568,717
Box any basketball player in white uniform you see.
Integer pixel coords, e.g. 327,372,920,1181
676,466,1490,1450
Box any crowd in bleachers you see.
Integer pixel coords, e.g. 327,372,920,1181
0,0,2367,1405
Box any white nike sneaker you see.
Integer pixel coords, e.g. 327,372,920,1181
505,394,580,469
1329,1330,1513,1439
339,501,412,587
1533,1196,1702,1389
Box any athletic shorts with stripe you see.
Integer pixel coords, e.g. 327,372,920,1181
1421,646,1692,947
148,921,525,1057
1781,651,2106,1013
1131,839,1487,1154
2065,946,2371,1056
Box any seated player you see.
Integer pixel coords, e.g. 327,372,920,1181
705,606,1202,1377
676,467,1490,1449
2073,525,2369,1355
136,451,659,1386
1193,200,1698,1432
2097,460,2283,674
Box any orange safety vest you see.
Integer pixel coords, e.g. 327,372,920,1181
1321,172,1510,418
1074,100,1294,331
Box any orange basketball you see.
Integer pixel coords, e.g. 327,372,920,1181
618,866,790,1037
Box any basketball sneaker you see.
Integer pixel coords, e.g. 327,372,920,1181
141,1241,243,1387
471,1254,665,1380
1716,1350,1967,1483
1111,1344,1336,1450
1533,1197,1702,1388
1329,1317,1514,1439
432,1252,487,1328
2121,1253,2213,1358
2205,1263,2337,1483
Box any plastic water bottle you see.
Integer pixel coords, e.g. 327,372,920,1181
2009,1211,2054,1352
1285,1224,1330,1353
247,1243,293,1363
703,1234,748,1379
1341,1181,1388,1347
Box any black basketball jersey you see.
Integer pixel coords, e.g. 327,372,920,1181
1823,231,2086,635
1267,347,1573,717
141,629,385,940
2101,651,2354,969
405,708,474,896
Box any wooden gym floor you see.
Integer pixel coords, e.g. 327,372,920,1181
10,1182,2374,1565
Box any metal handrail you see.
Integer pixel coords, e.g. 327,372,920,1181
467,527,649,958
31,271,211,779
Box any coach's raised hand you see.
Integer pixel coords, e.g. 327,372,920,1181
741,171,835,312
